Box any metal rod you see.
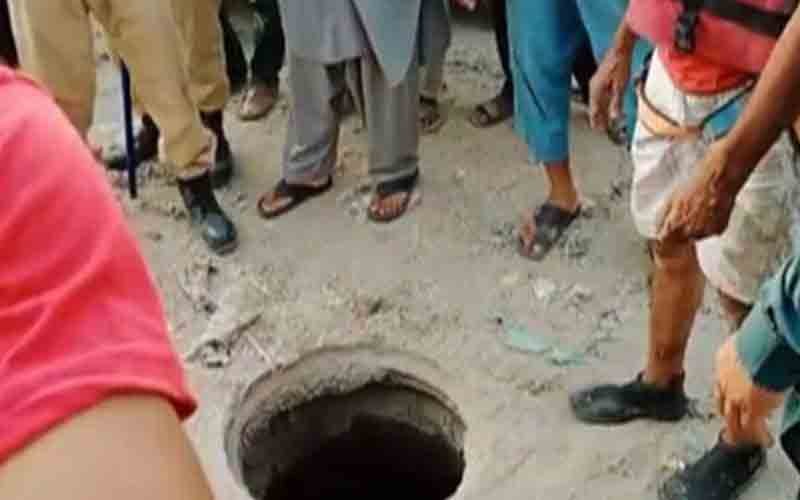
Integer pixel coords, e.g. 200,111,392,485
120,63,137,198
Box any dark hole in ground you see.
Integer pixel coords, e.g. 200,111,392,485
235,383,466,500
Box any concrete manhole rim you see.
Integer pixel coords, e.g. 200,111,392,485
223,344,468,499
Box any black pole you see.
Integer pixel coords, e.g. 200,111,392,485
120,63,137,198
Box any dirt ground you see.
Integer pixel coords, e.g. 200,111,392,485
89,11,797,500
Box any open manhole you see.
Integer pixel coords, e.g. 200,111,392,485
225,348,467,500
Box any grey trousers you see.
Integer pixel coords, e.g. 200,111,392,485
283,52,420,184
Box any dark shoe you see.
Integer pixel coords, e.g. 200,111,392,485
106,114,160,171
570,373,689,424
238,82,278,121
659,436,765,500
177,173,238,255
201,110,234,189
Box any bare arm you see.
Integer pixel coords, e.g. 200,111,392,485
0,396,216,500
715,8,800,194
589,13,639,131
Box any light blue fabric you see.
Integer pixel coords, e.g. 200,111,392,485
507,0,650,164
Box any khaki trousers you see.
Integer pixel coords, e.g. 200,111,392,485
170,0,229,112
13,0,209,172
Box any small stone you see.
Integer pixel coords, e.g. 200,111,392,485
532,278,558,302
454,168,466,183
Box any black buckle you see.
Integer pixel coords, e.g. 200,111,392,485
675,8,700,53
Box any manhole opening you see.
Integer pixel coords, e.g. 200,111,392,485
231,379,466,500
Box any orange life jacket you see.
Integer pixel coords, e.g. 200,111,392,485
627,0,797,74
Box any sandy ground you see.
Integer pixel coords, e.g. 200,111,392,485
88,11,797,500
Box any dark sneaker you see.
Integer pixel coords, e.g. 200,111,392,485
659,437,765,500
570,373,689,424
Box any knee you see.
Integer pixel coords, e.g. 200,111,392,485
651,239,700,274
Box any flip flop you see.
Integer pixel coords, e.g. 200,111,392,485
518,203,582,261
420,96,445,135
257,177,333,219
367,171,419,224
469,95,513,129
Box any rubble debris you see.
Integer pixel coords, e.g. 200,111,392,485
532,278,558,302
176,259,219,314
184,311,262,368
517,376,563,397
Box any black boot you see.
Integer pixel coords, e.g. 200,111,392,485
201,110,235,189
177,173,238,255
659,435,764,500
570,373,689,424
106,114,160,170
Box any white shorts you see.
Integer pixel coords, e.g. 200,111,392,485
631,51,795,304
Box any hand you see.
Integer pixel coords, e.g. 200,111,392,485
453,0,479,10
657,142,741,244
589,47,633,132
714,335,784,447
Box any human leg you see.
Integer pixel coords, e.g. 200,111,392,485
257,54,344,218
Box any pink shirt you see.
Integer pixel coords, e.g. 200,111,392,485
0,67,196,465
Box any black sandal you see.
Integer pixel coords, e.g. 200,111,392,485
420,96,445,135
469,95,513,129
257,177,333,219
518,202,581,261
367,171,419,223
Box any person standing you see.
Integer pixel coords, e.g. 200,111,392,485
221,0,286,121
468,0,599,130
571,2,796,498
418,0,452,135
508,0,647,260
123,0,235,188
13,0,238,254
257,0,451,223
169,0,236,188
